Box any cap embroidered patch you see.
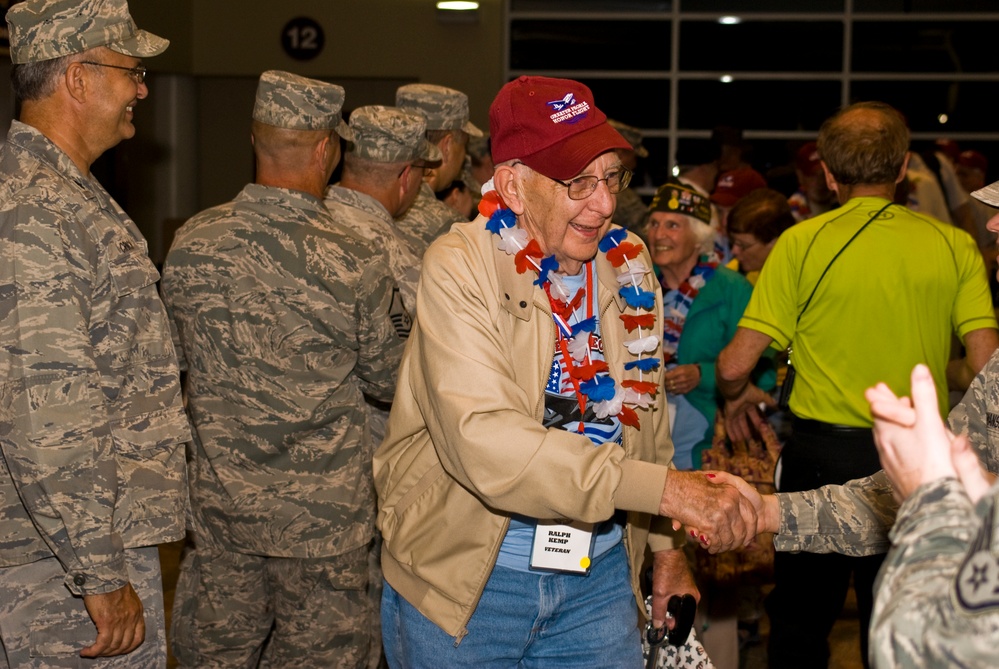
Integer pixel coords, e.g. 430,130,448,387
547,93,590,125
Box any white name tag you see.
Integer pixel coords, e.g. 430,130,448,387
529,520,595,574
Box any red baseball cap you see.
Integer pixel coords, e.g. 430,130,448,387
958,150,988,174
489,76,631,181
711,167,768,207
795,142,822,176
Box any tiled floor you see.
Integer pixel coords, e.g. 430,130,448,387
160,541,864,669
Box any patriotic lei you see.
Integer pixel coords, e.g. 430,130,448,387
659,260,718,367
478,180,661,430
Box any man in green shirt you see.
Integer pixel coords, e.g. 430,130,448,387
716,101,998,669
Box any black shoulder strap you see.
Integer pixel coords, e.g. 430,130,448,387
796,202,892,324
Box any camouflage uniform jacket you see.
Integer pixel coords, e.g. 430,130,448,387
865,474,999,667
774,349,999,558
325,184,419,330
394,182,467,258
0,121,190,595
162,184,405,558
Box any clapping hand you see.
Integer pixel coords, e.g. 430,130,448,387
867,364,993,504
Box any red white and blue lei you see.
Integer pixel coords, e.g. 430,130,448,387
478,180,661,429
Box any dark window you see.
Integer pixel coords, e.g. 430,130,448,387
854,0,998,12
680,20,843,72
510,20,671,71
852,22,999,73
635,136,674,189
849,80,996,133
511,0,670,10
681,0,843,10
571,78,670,129
678,79,841,131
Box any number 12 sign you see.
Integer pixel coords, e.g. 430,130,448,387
282,17,325,61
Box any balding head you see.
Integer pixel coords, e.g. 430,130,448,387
817,102,909,187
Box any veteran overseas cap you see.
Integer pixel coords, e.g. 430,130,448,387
650,178,712,225
6,0,169,64
348,106,442,164
253,70,353,139
396,83,483,137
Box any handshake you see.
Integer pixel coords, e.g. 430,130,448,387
659,468,779,553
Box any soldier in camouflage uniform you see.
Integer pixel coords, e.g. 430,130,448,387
327,104,441,333
708,349,999,667
395,83,484,256
325,104,438,669
607,119,651,234
0,1,189,666
162,71,406,669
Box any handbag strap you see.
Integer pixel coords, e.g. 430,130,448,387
795,202,892,324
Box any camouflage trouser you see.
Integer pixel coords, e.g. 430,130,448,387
171,536,371,669
0,546,166,668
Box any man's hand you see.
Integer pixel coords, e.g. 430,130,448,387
672,471,779,544
722,385,776,442
660,470,758,553
866,364,957,503
650,548,699,629
80,583,145,658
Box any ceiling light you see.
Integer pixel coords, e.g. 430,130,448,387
437,1,480,9
718,16,742,25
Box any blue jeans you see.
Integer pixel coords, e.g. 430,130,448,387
381,541,642,668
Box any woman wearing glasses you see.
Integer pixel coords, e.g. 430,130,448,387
727,188,797,284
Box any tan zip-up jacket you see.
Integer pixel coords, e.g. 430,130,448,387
374,217,679,639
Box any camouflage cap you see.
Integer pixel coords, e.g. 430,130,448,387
607,119,648,158
348,106,442,164
396,83,483,137
466,133,490,161
7,0,169,65
252,70,353,139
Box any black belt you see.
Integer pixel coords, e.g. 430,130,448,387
791,415,870,435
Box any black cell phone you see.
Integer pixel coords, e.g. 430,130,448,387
776,363,795,411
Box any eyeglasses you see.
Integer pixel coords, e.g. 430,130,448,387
79,61,147,84
398,161,433,178
545,167,633,200
512,162,632,200
730,237,761,251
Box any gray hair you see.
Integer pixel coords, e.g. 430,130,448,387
11,53,75,102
